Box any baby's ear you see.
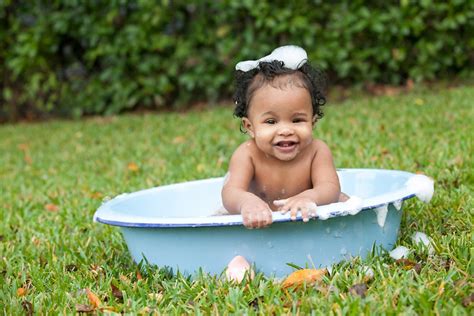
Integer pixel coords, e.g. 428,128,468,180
242,117,255,138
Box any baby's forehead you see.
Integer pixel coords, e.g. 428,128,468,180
252,72,307,90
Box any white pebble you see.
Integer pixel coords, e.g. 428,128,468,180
389,246,410,260
362,266,374,278
412,231,434,254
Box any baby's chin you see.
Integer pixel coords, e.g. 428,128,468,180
271,151,300,162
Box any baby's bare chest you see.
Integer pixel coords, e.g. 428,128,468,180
249,159,313,207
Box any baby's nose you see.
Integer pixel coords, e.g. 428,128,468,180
278,125,294,136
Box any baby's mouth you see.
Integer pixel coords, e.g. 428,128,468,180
274,141,298,148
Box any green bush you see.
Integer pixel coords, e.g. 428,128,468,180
1,0,473,120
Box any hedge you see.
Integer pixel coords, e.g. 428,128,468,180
1,0,473,121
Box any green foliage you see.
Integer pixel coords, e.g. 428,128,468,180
1,0,473,120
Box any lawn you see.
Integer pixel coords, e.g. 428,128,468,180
1,85,472,314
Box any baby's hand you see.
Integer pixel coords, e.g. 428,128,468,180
274,197,317,222
240,199,273,229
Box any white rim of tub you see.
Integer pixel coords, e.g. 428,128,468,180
93,168,429,228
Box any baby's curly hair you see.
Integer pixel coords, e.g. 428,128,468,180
233,60,327,121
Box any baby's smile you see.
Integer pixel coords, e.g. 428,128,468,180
274,140,298,152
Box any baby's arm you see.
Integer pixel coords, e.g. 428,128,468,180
275,140,341,221
221,144,273,228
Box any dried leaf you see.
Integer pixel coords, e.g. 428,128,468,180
90,264,103,276
349,283,368,298
31,236,41,246
172,136,185,144
17,287,27,297
100,306,118,313
18,143,29,151
282,268,327,289
89,192,103,200
86,288,101,308
22,300,33,316
76,304,94,313
396,258,417,270
24,154,33,165
462,293,474,307
127,162,139,172
66,264,78,272
136,270,143,280
44,203,59,212
111,283,123,301
396,258,422,273
148,293,163,302
119,274,130,283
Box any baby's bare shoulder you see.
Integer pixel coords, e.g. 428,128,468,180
231,140,257,160
310,139,333,157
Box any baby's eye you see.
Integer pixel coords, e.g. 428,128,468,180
265,119,276,124
293,118,306,123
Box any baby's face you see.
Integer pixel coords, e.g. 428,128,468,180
242,79,314,161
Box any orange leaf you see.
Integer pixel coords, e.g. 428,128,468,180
172,136,185,144
282,268,327,289
136,270,143,280
44,203,59,212
127,162,139,172
86,288,101,308
18,143,29,151
89,192,103,200
17,287,27,297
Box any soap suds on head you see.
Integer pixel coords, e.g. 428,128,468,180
373,204,388,228
412,231,434,254
389,246,410,260
406,174,434,203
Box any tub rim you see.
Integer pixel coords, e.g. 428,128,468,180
93,168,417,228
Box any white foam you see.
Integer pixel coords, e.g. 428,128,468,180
317,208,331,220
389,246,410,260
362,266,374,278
406,175,434,203
393,200,403,211
345,196,364,215
373,204,388,228
236,45,308,71
412,231,434,254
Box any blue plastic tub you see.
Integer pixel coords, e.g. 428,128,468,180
94,169,430,277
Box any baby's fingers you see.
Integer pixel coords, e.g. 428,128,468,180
300,206,310,222
273,199,288,210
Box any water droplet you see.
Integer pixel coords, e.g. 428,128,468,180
267,241,273,248
281,188,286,195
325,227,331,234
333,231,342,238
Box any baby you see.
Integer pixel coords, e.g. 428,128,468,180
222,45,346,230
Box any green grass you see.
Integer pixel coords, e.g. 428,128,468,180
1,86,473,314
